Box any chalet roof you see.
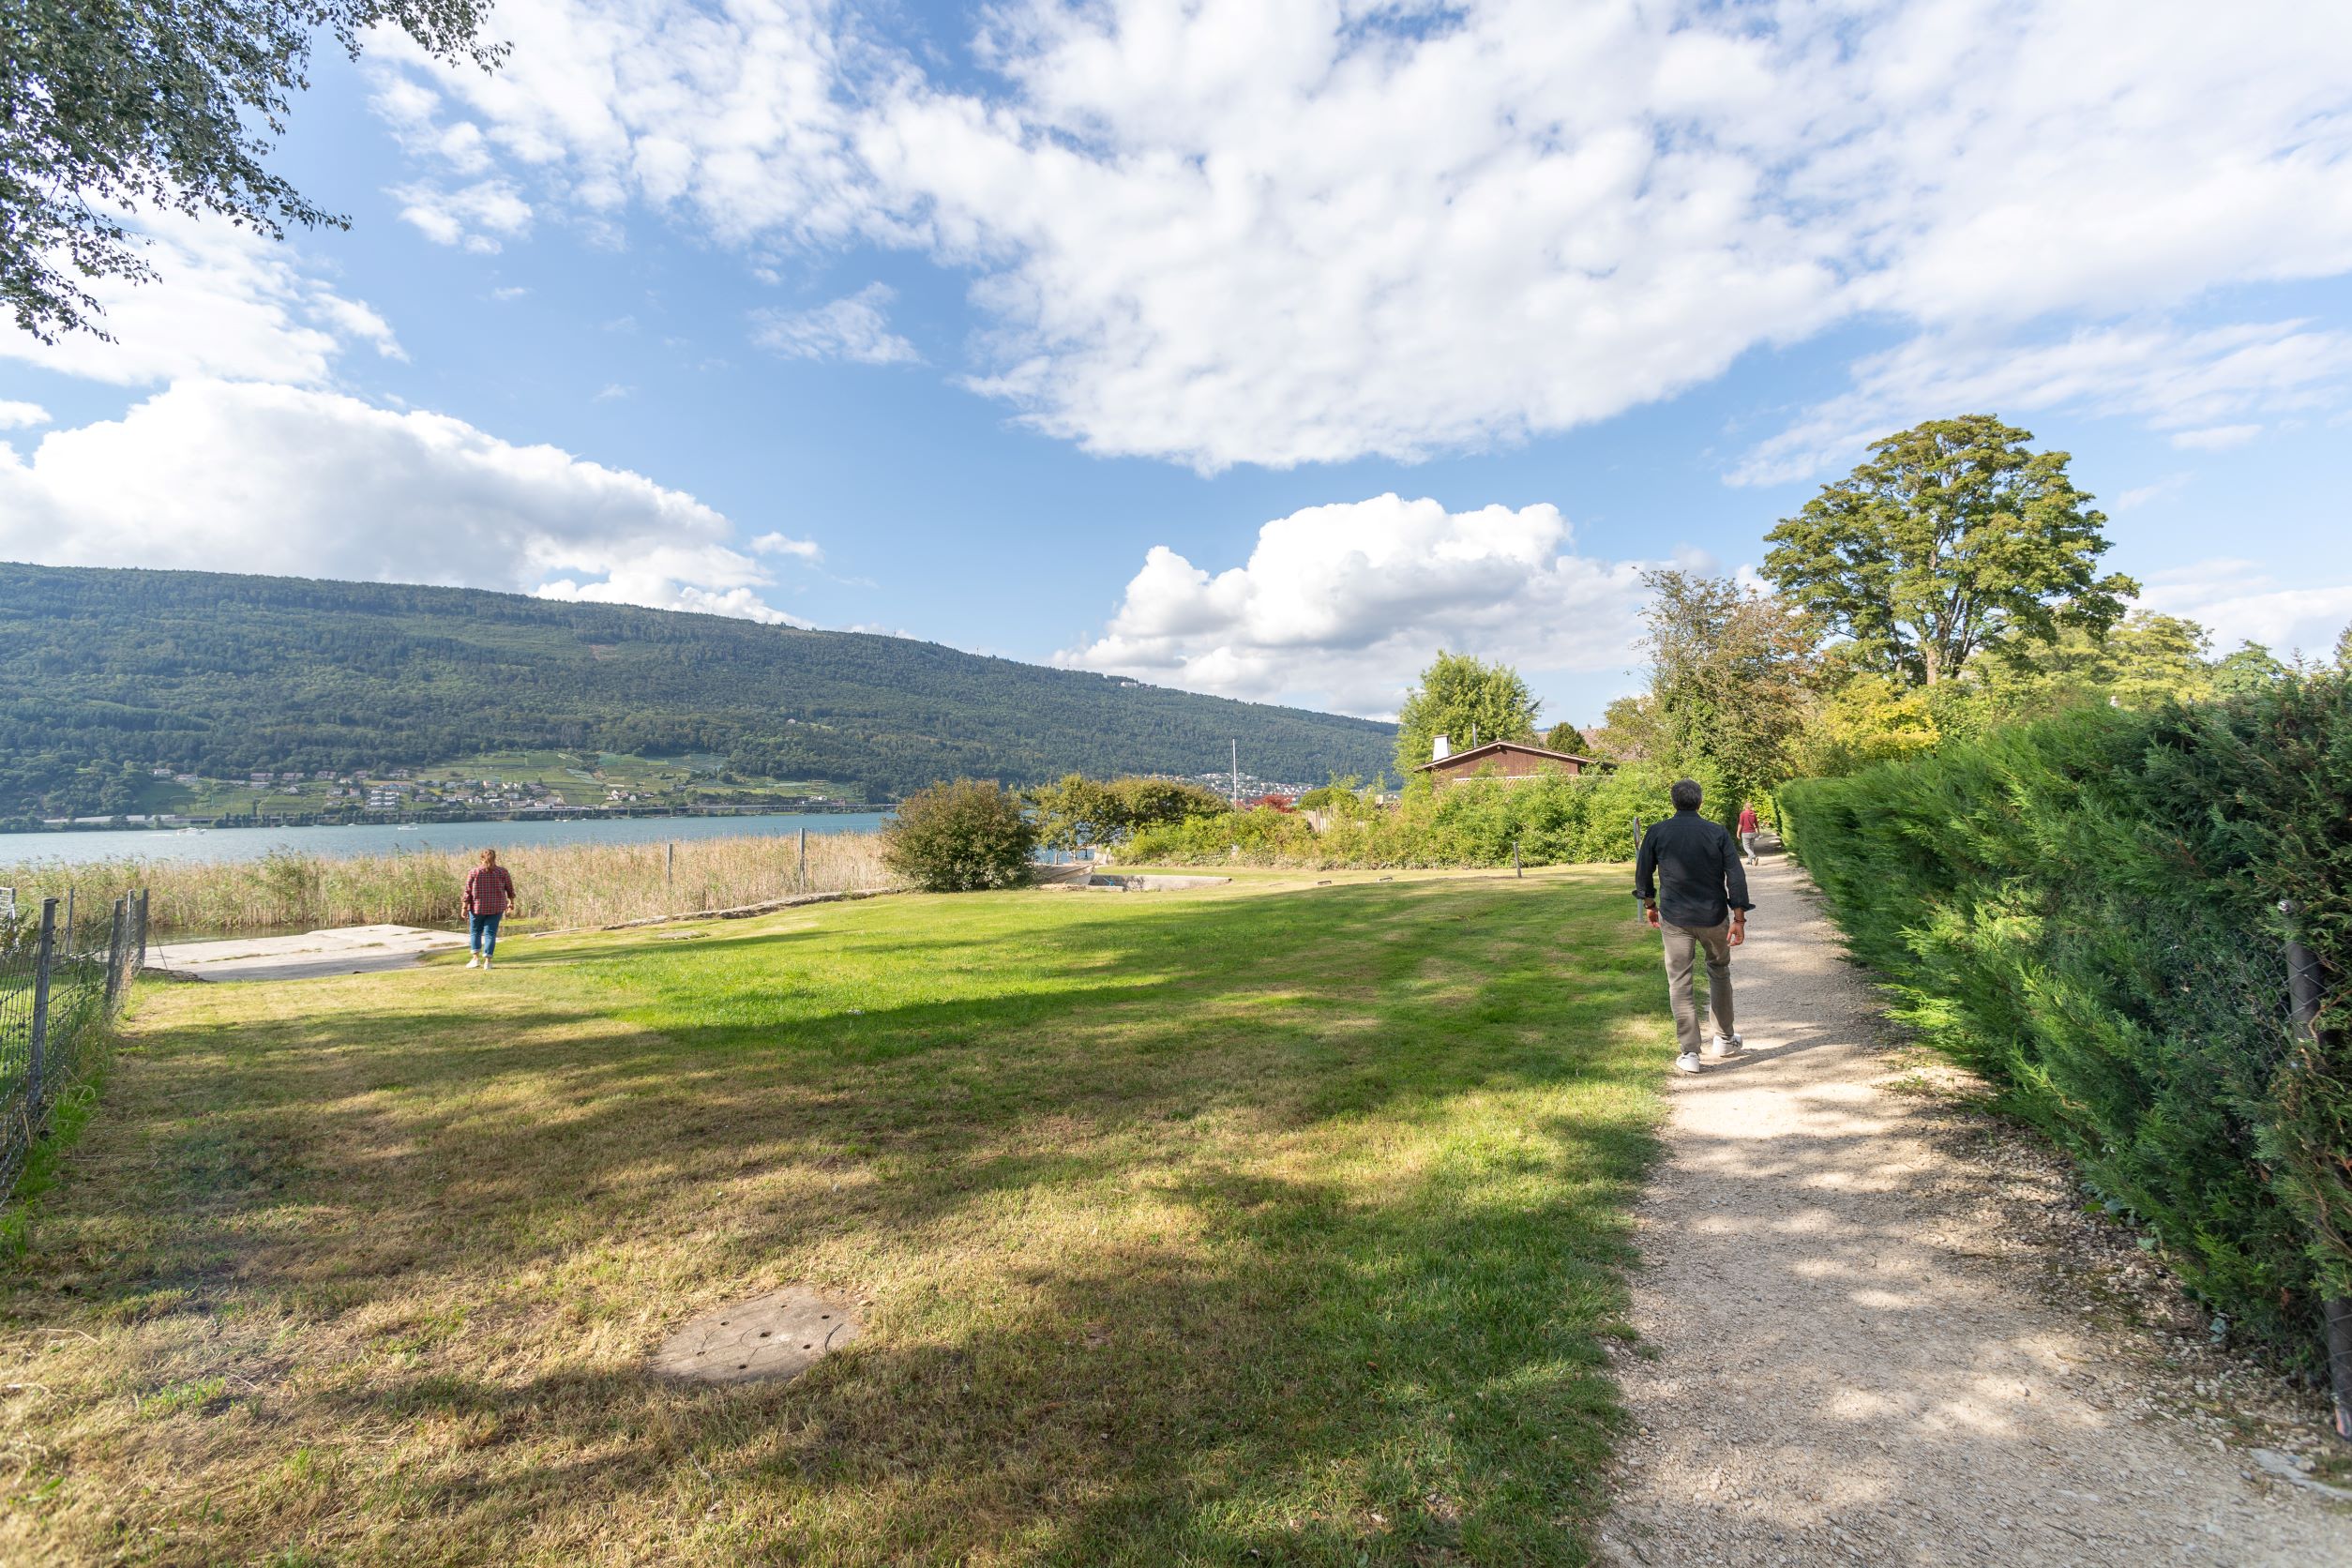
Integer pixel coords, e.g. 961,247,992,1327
1412,739,1601,772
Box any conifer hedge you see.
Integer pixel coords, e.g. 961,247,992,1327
1780,676,2352,1364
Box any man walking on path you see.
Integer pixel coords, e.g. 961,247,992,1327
1737,801,1762,867
462,848,518,970
1636,779,1754,1075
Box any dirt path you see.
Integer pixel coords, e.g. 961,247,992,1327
1599,853,2352,1567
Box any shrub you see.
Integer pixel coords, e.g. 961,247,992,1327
883,779,1038,892
1122,764,1691,870
1780,676,2352,1364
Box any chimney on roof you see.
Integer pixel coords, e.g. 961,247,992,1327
1432,733,1451,761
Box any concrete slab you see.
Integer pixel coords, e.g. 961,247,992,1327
649,1287,863,1385
147,924,469,983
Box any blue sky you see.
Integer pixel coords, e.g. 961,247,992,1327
5,0,2350,731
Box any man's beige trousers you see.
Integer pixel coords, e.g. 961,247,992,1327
1662,920,1735,1054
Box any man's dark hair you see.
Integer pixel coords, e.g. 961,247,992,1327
1670,778,1704,812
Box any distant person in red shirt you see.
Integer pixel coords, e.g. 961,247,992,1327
1737,802,1762,867
463,848,518,970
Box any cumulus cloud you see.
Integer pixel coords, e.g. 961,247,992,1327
1056,494,1650,715
0,401,49,430
750,282,920,364
0,214,405,386
363,0,2352,472
0,381,807,626
2138,559,2352,657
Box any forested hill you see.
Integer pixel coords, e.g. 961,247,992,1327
0,564,1395,814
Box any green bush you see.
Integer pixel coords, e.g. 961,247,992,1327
1122,764,1695,869
882,779,1038,892
1780,676,2352,1361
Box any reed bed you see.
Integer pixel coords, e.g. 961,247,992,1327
0,832,897,936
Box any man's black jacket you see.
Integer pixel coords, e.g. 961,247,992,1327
1634,809,1754,928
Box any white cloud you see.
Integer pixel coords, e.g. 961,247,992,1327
749,531,822,560
2169,423,2263,451
750,283,919,364
2111,474,2192,512
0,380,805,626
1732,321,2352,484
368,0,2352,472
392,179,534,251
1056,494,1649,715
0,213,405,387
0,401,49,430
2139,559,2352,656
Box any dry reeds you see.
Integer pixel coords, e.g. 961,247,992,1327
0,832,897,936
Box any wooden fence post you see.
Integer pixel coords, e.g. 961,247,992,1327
665,841,675,889
26,898,57,1119
798,828,808,893
103,897,126,1005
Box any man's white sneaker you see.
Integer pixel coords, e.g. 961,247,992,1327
465,956,481,969
1705,1033,1745,1059
1674,1051,1703,1075
482,956,493,970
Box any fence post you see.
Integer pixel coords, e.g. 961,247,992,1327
26,898,57,1121
135,888,148,978
2284,899,2352,1443
63,886,74,955
1514,838,1522,878
798,828,808,893
104,897,126,1006
666,841,675,889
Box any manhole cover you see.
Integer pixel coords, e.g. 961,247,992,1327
649,1287,862,1385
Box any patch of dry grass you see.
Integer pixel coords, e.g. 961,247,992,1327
0,831,896,936
0,868,1668,1564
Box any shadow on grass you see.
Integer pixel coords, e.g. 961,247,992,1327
9,875,1667,1565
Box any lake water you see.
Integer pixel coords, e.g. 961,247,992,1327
0,812,893,867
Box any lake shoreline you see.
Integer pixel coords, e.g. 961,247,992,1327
0,810,895,868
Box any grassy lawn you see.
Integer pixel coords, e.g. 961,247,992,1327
0,867,1668,1566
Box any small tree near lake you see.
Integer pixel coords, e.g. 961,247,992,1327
883,779,1038,892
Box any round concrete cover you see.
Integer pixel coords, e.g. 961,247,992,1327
650,1287,862,1385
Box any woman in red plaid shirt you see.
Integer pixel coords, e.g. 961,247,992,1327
462,848,519,970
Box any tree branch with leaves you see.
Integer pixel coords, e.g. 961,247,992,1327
3,0,505,342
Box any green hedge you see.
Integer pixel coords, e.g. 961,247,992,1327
1780,677,2352,1360
1123,762,1708,869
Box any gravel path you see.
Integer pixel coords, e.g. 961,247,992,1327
1598,852,2352,1567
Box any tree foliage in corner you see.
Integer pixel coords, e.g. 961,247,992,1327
1763,415,2135,686
882,779,1038,892
3,0,504,342
1394,651,1539,777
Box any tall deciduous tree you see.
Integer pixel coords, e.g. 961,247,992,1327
4,0,504,342
1394,651,1539,777
1987,611,2215,713
1637,569,1817,809
1763,415,2135,686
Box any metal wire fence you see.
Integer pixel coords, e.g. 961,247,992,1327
0,886,147,1196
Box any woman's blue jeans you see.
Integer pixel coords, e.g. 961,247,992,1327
469,912,504,957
